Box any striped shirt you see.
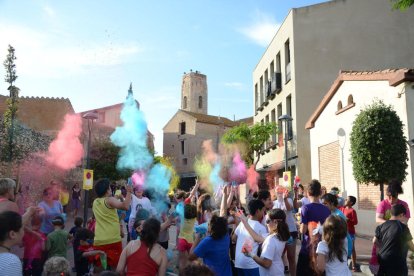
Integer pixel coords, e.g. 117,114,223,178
0,252,22,276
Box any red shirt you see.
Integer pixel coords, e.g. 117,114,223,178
339,206,358,234
23,230,46,259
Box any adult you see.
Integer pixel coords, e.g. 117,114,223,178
273,187,297,276
0,211,24,275
376,179,410,224
296,180,331,276
116,218,167,276
257,190,273,228
189,215,232,276
38,187,63,235
0,178,19,215
71,183,82,218
93,178,131,269
128,185,153,235
59,185,69,214
197,193,214,225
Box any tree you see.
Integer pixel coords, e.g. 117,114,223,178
222,122,277,169
350,100,408,200
89,140,132,181
3,45,19,167
391,0,414,10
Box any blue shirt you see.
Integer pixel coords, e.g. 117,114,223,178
38,200,63,234
194,234,232,276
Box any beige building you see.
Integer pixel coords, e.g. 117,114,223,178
253,0,414,186
306,69,414,235
163,71,249,189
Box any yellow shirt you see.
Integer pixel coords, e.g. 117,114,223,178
179,218,196,243
60,191,69,206
92,197,121,246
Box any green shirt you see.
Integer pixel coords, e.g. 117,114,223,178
46,229,69,258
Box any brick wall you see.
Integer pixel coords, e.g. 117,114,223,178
318,141,341,192
358,183,380,210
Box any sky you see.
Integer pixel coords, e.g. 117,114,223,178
0,0,328,154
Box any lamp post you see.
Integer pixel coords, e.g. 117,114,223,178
278,114,293,172
337,128,346,194
82,112,98,227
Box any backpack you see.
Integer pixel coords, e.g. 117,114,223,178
307,221,322,274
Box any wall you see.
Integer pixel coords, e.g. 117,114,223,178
309,80,414,235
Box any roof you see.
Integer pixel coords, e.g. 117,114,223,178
180,110,238,127
235,116,254,126
0,95,74,135
306,69,414,129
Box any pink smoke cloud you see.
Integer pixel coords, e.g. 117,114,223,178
229,152,247,184
132,171,146,187
247,165,259,192
46,114,84,170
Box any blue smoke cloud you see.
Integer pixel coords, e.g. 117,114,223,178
145,163,172,213
110,95,153,170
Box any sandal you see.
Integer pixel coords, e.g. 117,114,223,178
352,267,362,272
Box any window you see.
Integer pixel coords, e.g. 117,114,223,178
180,122,186,135
183,96,187,109
255,83,259,110
277,103,283,139
181,140,185,155
265,115,270,148
182,158,187,165
285,39,291,82
270,61,275,77
260,76,264,105
199,96,203,109
271,109,276,144
337,101,343,111
276,52,281,73
286,95,293,140
348,95,354,105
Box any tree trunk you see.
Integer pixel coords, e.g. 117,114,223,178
254,152,261,170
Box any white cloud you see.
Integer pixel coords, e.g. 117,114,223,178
238,11,280,47
224,82,246,91
0,22,144,78
43,5,56,18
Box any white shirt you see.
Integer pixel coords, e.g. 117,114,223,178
273,198,297,232
259,234,286,276
235,219,268,269
0,252,22,276
316,239,351,276
129,194,153,221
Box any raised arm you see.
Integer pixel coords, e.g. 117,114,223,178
107,185,132,210
236,212,265,243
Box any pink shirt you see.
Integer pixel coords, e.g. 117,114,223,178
23,231,46,259
376,199,410,220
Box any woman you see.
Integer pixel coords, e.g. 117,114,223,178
370,179,411,274
116,218,167,276
273,187,297,276
244,209,290,276
189,215,232,276
316,215,351,276
71,183,81,218
38,187,63,235
0,211,25,275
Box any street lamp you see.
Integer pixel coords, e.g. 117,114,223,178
337,128,346,193
82,112,98,227
278,114,293,172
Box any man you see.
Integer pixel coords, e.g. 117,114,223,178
374,204,414,276
232,199,267,276
296,179,331,276
92,178,132,269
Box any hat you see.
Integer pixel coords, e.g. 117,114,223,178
135,208,150,221
330,187,340,195
51,216,64,226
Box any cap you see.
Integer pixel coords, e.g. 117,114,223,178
51,216,64,226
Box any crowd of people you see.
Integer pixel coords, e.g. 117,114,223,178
0,176,413,276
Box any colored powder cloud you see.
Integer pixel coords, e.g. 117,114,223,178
110,94,153,171
45,114,83,170
209,162,224,194
145,163,172,213
229,151,247,184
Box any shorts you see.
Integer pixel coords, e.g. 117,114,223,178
287,231,298,245
177,238,192,252
349,233,355,241
235,267,260,276
93,241,122,268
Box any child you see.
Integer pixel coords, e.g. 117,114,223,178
23,216,46,276
339,195,359,272
46,216,70,259
75,228,106,276
69,217,84,273
43,256,71,276
178,203,197,271
374,204,414,276
243,209,290,276
87,214,96,233
316,215,351,276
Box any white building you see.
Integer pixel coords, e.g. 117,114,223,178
306,69,414,235
253,0,414,187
